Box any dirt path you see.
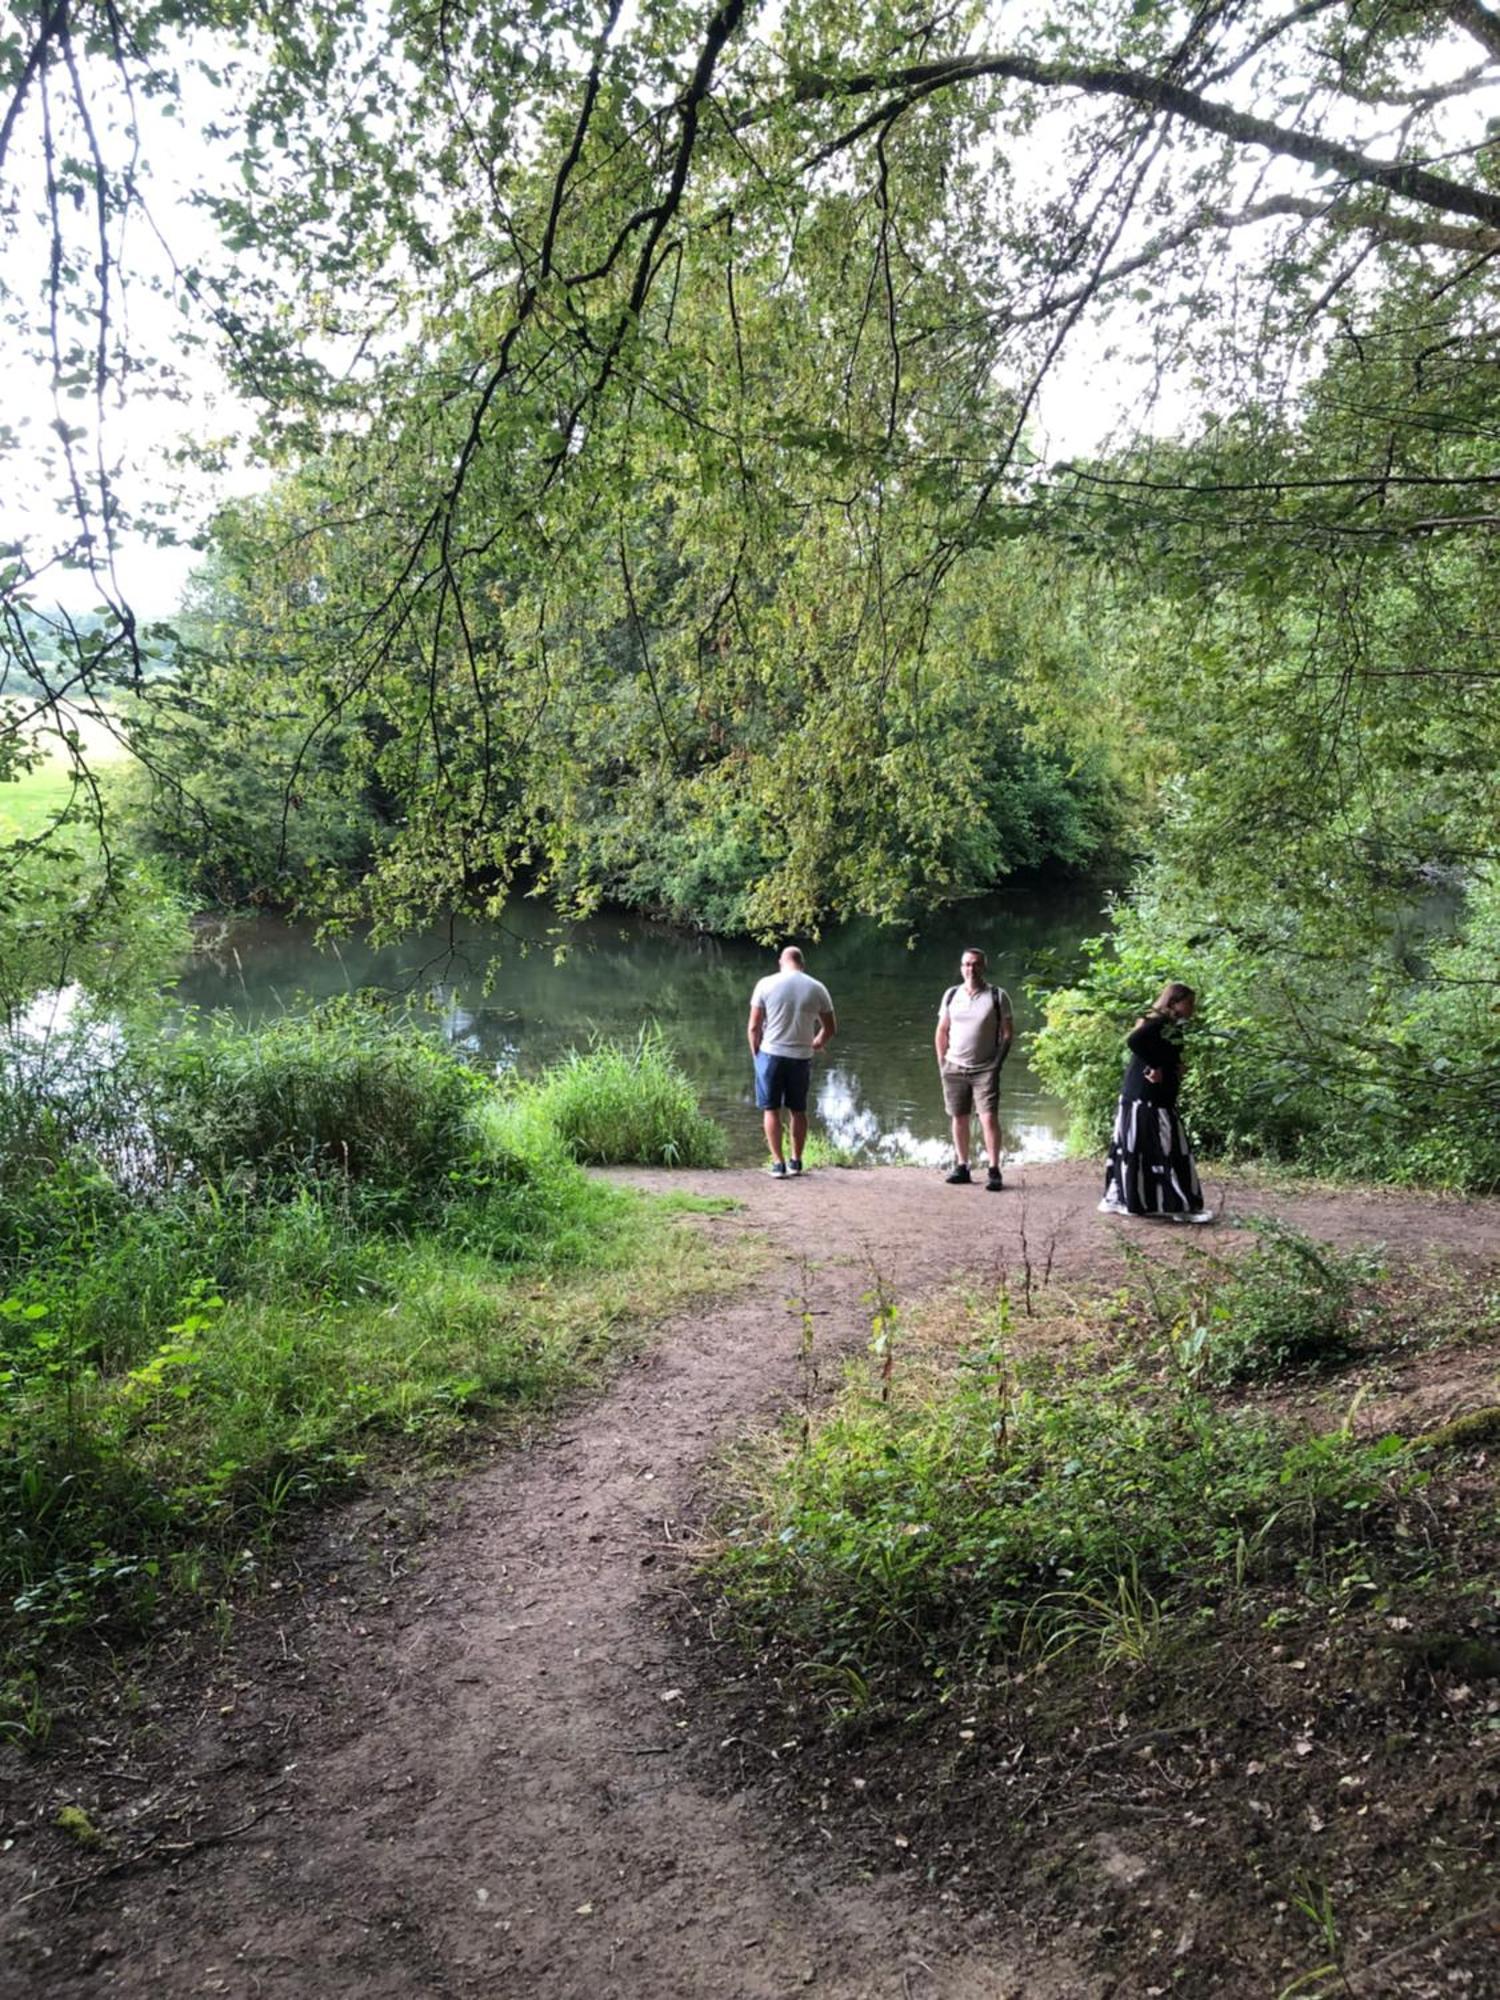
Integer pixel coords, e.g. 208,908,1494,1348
5,1164,1499,2000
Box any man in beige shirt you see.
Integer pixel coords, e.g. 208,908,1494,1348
935,947,1014,1190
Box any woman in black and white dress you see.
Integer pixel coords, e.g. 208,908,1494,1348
1099,982,1212,1222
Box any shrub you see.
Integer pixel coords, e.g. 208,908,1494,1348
149,1000,489,1202
523,1027,726,1167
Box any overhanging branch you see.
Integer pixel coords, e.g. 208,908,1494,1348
782,50,1500,230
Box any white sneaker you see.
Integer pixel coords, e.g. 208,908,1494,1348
1184,1209,1215,1225
1097,1197,1127,1214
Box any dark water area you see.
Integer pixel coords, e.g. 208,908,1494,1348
175,881,1117,1167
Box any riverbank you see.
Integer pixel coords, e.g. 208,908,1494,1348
171,886,1109,1165
2,1162,1497,1997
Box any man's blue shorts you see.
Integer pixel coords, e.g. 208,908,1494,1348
754,1052,812,1113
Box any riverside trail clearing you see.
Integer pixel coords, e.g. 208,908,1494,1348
3,1161,1499,2000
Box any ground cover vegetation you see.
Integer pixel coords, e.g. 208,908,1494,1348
0,1006,741,1739
691,1236,1500,1992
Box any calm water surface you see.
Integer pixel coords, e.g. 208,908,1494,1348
177,883,1114,1166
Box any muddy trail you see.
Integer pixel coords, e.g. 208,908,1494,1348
4,1164,1499,2000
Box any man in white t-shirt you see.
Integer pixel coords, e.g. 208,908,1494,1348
747,946,837,1178
935,946,1014,1190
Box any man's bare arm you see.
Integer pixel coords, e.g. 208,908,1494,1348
748,1003,765,1057
812,1008,836,1053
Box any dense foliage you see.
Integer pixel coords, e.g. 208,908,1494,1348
1032,863,1500,1190
0,1008,729,1706
2,0,1496,1177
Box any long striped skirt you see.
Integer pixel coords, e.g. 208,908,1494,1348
1102,1094,1204,1217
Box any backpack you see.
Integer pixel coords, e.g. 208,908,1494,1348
941,985,1010,1060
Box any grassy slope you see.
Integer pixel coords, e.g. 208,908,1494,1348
1,704,128,839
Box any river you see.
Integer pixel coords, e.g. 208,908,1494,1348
175,880,1115,1167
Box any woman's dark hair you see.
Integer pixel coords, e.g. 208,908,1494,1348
1149,981,1195,1016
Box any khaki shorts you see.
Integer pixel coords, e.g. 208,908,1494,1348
942,1063,1000,1117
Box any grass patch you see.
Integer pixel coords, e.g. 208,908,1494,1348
688,1258,1499,1997
521,1025,727,1167
799,1133,864,1169
0,703,128,840
648,1191,744,1215
706,1326,1412,1684
0,1008,741,1707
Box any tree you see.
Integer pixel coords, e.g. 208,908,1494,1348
4,0,1500,940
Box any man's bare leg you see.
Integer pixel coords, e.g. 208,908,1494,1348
789,1110,809,1162
763,1109,785,1164
978,1107,1002,1173
950,1113,971,1166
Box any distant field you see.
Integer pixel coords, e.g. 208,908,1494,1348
0,702,130,839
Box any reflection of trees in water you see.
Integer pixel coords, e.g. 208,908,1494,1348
816,1068,1072,1167
816,1066,938,1164
815,1066,1066,1167
176,896,1088,1157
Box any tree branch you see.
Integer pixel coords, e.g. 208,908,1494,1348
0,0,70,181
783,50,1500,230
1444,0,1500,60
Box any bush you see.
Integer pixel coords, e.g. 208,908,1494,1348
149,1000,489,1200
523,1027,727,1167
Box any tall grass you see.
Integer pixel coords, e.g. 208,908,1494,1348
0,1007,733,1689
522,1026,727,1167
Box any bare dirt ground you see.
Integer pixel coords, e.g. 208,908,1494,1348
3,1162,1499,2000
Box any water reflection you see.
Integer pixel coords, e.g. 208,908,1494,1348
173,883,1113,1167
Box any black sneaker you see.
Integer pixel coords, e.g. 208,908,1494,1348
768,1160,788,1178
985,1166,1004,1192
944,1164,972,1185
788,1158,803,1176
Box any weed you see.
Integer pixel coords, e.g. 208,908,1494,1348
0,1668,51,1747
1031,1558,1168,1670
707,1323,1412,1681
789,1259,827,1453
800,1133,862,1169
1278,1877,1351,1998
1133,1221,1380,1388
865,1271,900,1405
